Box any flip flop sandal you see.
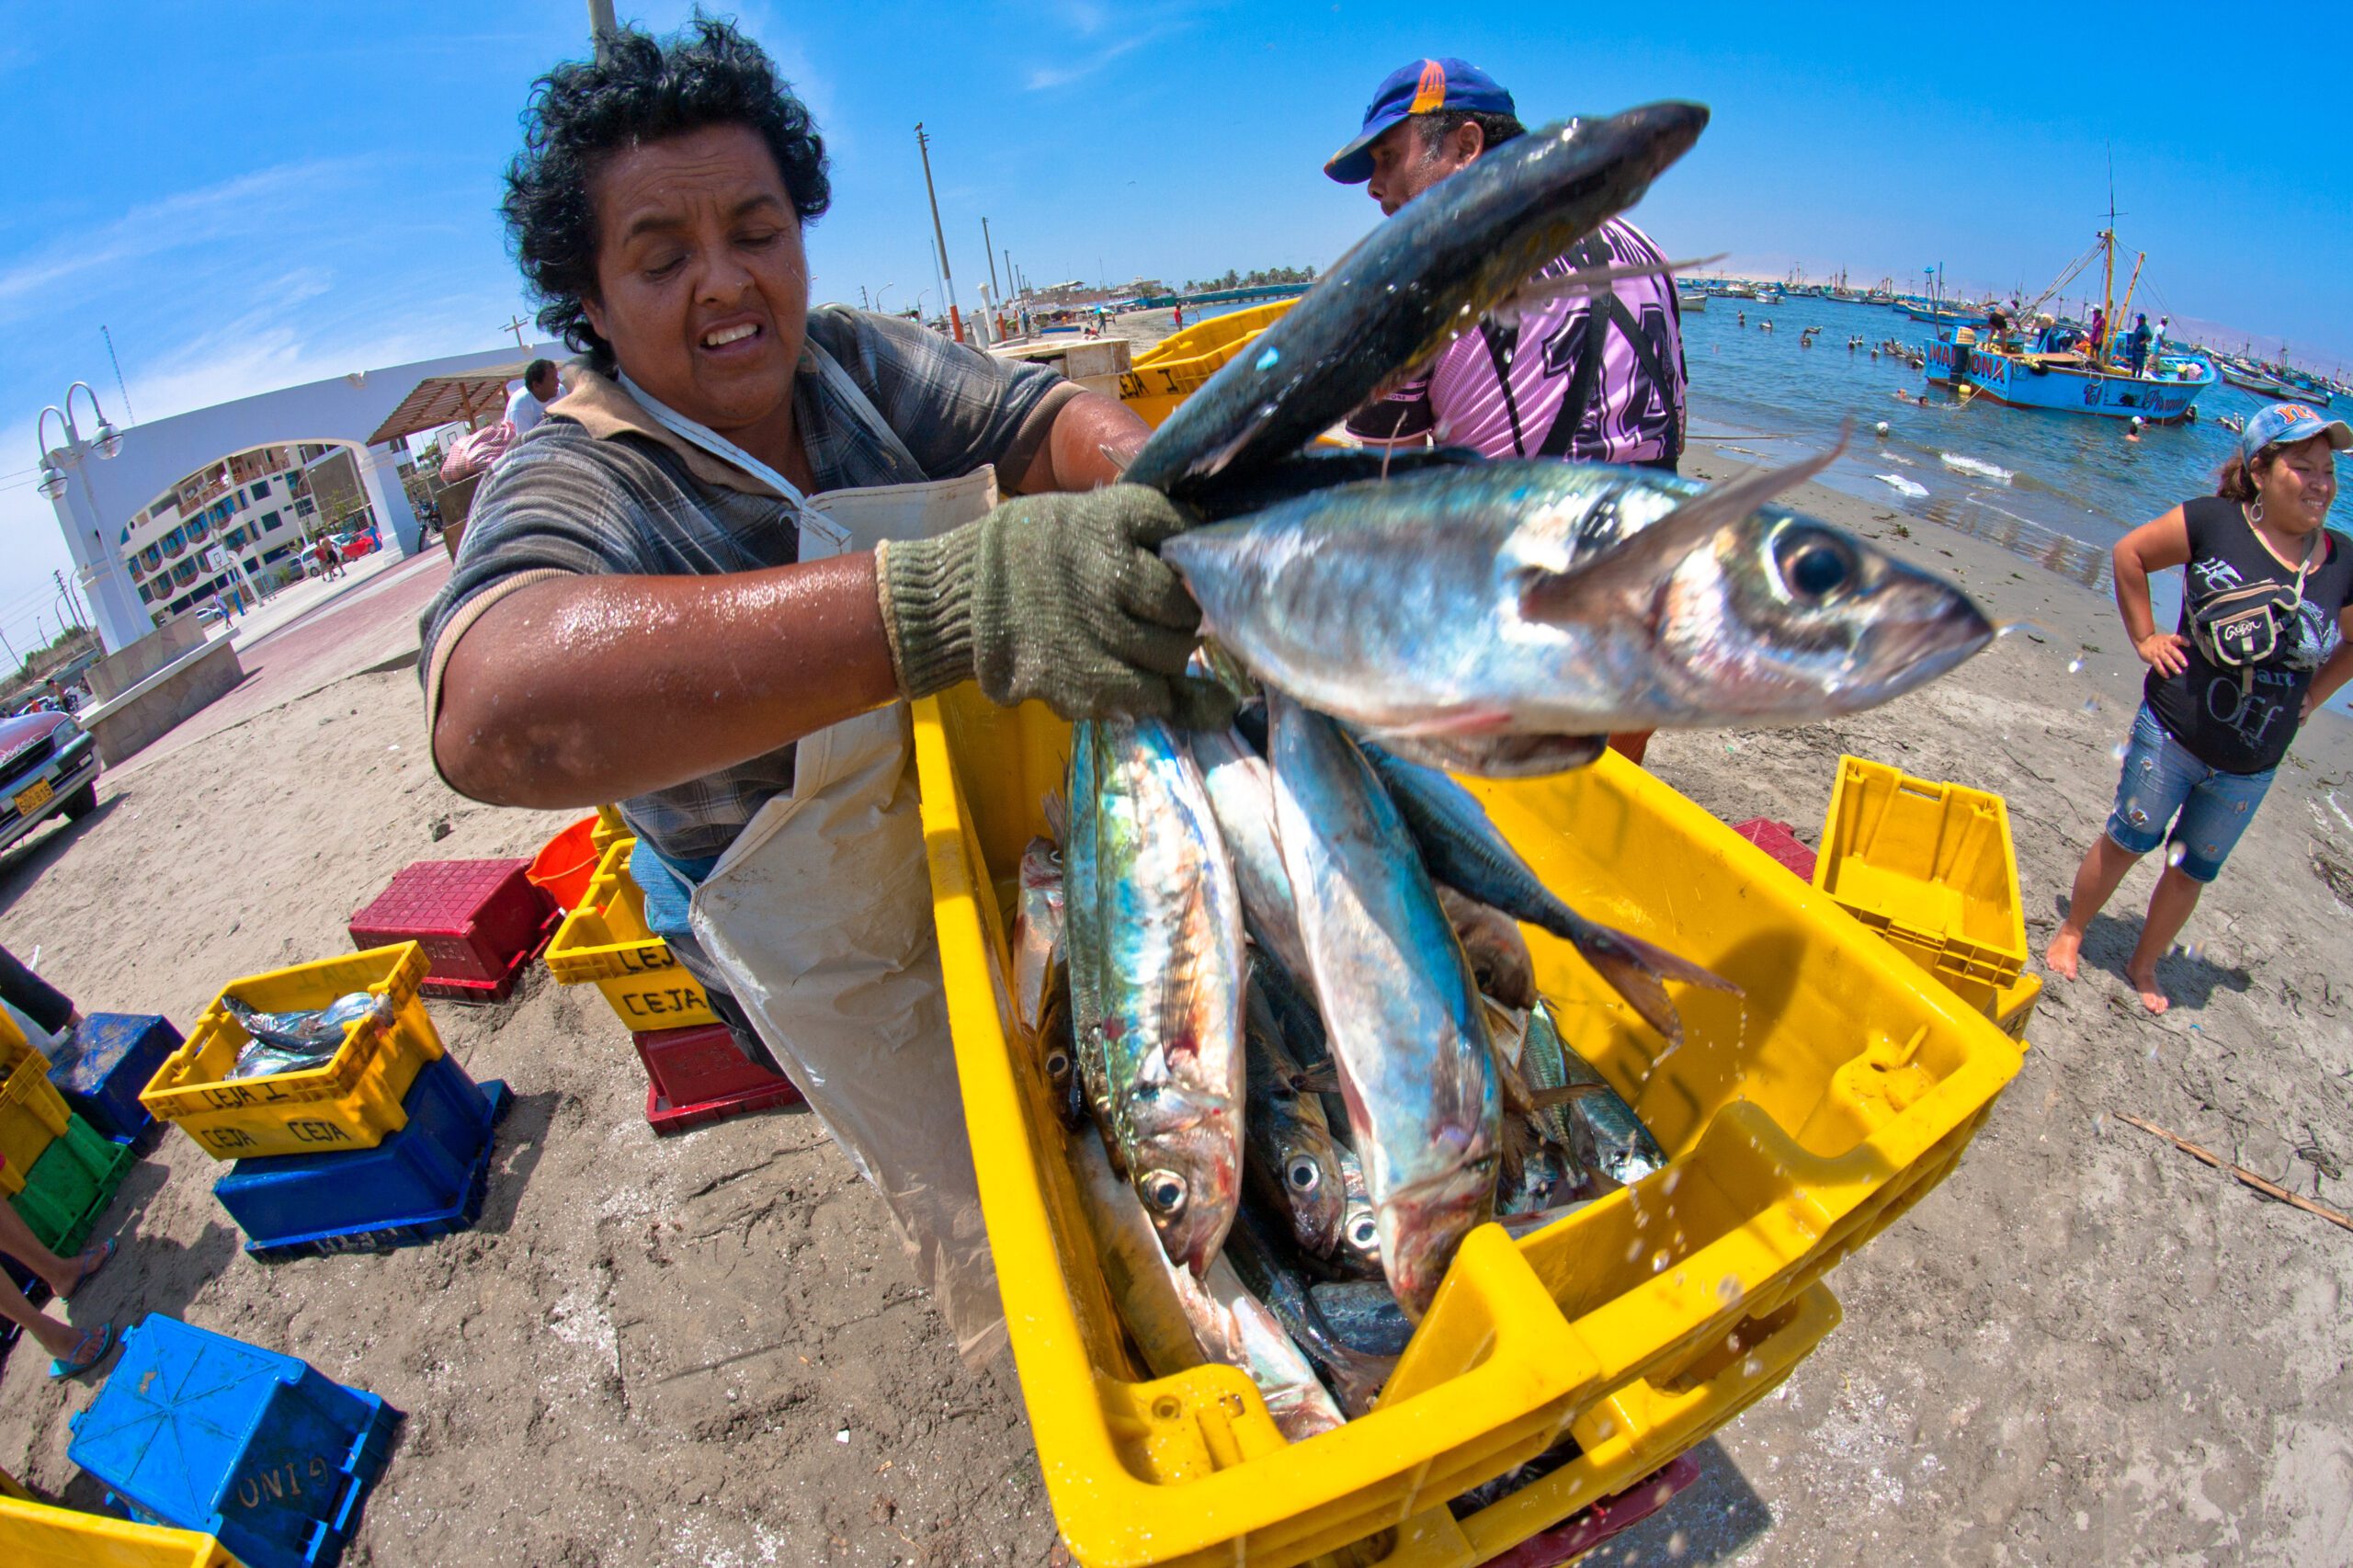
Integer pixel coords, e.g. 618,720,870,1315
63,1236,116,1301
50,1320,114,1380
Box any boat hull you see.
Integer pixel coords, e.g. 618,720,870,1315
1925,336,2213,424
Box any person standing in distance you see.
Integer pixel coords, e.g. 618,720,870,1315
2046,404,2353,1012
506,358,563,437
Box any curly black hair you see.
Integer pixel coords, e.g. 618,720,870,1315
502,16,831,371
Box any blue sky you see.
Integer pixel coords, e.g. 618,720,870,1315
4,1,2347,650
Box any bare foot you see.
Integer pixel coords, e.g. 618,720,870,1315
2044,926,2083,981
2126,964,2169,1015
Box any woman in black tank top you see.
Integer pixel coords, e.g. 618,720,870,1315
2046,406,2353,1014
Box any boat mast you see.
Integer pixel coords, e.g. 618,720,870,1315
2097,155,2118,370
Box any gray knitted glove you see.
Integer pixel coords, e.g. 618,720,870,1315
881,484,1236,729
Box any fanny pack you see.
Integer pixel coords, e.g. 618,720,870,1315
2189,526,2315,693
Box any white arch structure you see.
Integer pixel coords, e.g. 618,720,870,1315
41,342,562,652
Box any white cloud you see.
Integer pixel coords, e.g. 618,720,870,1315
0,161,359,323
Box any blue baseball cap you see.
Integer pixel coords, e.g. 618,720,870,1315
1324,58,1518,184
2242,402,2353,463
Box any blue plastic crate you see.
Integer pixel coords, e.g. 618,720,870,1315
212,1053,510,1262
46,1014,182,1144
66,1314,401,1568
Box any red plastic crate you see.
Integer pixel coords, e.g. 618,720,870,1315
633,1023,800,1135
348,859,559,1003
1732,817,1818,882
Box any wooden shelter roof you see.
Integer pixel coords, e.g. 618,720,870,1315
363,362,533,446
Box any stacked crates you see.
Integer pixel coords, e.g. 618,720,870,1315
0,1008,135,1256
546,831,801,1133
543,837,718,1031
142,946,509,1259
68,1315,397,1568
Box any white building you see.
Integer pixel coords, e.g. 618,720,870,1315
118,442,367,620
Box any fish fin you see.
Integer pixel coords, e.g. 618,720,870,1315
1501,253,1728,313
1518,432,1851,626
1552,917,1735,1047
1098,437,1143,476
1041,790,1067,846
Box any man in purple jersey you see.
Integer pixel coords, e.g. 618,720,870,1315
1324,58,1688,473
1325,59,1690,760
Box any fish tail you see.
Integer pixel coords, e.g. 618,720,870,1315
1552,917,1737,1046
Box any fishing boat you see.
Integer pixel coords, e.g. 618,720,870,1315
1903,303,1987,327
1720,281,1757,300
2222,363,2313,402
1677,288,1708,312
1923,217,2215,425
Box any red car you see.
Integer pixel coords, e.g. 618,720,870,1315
0,709,101,856
331,528,381,562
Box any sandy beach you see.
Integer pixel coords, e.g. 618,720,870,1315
3,373,2348,1563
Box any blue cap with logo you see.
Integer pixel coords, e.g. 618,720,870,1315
2241,402,2353,464
1324,58,1517,185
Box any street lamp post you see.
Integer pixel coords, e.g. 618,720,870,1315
32,380,147,653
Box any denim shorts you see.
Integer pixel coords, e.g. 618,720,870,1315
2104,702,2274,882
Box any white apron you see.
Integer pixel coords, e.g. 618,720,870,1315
623,359,1006,1361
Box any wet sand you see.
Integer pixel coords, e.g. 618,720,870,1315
1,381,2347,1563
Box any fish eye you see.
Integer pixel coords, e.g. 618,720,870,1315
1771,524,1859,604
1044,1049,1070,1081
1348,1214,1381,1252
1142,1170,1188,1215
1285,1155,1322,1193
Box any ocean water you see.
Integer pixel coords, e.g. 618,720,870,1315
1679,295,2349,715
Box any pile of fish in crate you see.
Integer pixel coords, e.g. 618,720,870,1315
953,97,2014,1559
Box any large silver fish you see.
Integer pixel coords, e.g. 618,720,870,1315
222,992,388,1081
1184,724,1312,984
1267,692,1501,1317
1124,103,1709,496
1085,718,1249,1274
1164,451,1995,760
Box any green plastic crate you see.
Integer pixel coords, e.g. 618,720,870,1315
11,1113,133,1256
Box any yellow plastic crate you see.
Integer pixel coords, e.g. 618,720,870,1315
1813,756,2028,1004
0,1494,243,1568
545,837,717,1031
1980,971,2041,1043
1120,300,1297,427
0,1011,72,1195
589,802,628,858
914,692,2023,1567
142,945,445,1160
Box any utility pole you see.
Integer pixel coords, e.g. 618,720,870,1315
585,0,617,58
982,218,1002,301
53,570,86,633
913,123,965,343
1004,249,1015,300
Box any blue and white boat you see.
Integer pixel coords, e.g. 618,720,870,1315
1927,322,2216,423
1921,220,2216,424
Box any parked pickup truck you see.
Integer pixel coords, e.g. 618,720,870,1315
0,709,101,855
